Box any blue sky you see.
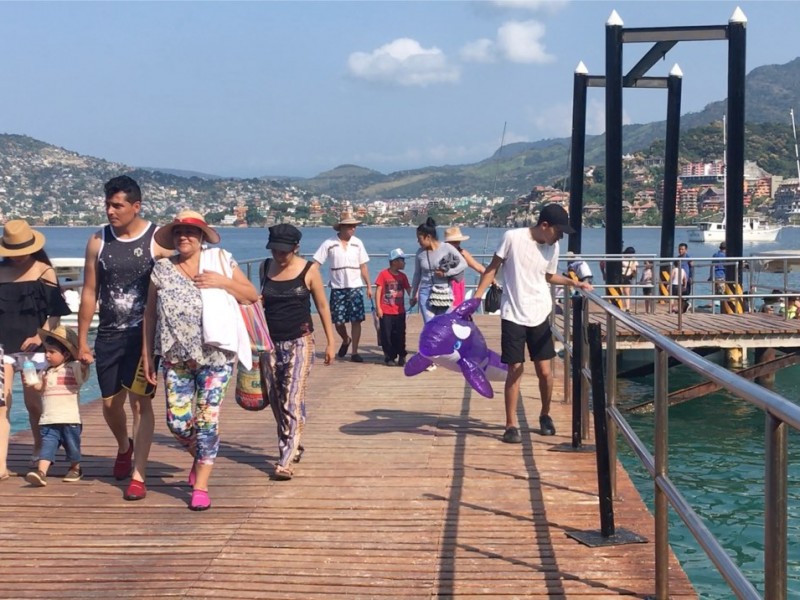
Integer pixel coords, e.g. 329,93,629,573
0,1,797,178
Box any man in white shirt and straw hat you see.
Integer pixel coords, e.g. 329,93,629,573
312,210,372,363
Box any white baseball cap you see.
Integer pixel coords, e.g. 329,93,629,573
389,248,406,261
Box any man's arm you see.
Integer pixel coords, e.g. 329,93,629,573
475,254,504,299
77,233,101,364
547,272,593,292
360,262,372,300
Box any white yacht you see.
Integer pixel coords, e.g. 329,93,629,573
687,216,781,243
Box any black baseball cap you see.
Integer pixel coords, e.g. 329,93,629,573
266,223,302,252
537,204,575,234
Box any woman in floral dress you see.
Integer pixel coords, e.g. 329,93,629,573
142,211,258,511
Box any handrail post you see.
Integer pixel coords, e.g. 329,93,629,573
587,323,614,535
606,313,617,496
571,295,583,448
564,290,573,406
654,345,669,599
765,413,787,600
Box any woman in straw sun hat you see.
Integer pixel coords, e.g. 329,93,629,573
444,226,486,307
143,210,259,511
0,220,71,480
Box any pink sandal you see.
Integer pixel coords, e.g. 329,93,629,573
189,489,211,511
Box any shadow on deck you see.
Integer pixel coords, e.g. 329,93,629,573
0,315,695,599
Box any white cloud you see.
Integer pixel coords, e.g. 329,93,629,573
463,19,555,64
347,38,460,87
496,20,554,64
460,38,495,63
491,0,569,14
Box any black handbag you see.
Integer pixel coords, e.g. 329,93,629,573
484,283,502,313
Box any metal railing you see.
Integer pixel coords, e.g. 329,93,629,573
560,288,799,599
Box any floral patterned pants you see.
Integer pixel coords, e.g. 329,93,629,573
163,360,233,465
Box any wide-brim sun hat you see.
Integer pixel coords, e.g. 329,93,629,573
37,325,79,359
0,220,46,257
333,210,362,231
444,226,470,243
155,210,221,250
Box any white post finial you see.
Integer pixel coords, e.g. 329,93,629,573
607,10,623,27
576,61,588,75
669,64,683,78
730,7,747,23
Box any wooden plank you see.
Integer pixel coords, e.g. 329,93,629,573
0,315,696,599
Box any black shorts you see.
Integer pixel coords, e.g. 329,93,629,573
95,327,155,399
501,317,556,364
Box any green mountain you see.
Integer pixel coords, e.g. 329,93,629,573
292,57,800,200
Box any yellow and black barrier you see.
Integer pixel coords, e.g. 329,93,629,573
659,269,670,303
721,282,744,314
607,285,624,309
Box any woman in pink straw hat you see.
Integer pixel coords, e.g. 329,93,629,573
444,226,486,307
0,220,71,480
143,210,259,511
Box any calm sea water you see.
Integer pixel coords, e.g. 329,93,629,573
11,224,800,598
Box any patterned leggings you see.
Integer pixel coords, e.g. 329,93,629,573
263,335,315,467
163,361,233,465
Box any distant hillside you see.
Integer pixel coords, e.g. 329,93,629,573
292,57,800,199
138,166,225,180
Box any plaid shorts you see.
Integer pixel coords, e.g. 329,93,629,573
329,288,365,325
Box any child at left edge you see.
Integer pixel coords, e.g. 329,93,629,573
23,325,88,486
375,248,415,366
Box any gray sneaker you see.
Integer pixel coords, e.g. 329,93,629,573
539,415,556,436
502,426,522,444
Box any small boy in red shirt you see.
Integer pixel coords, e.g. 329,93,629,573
375,248,414,366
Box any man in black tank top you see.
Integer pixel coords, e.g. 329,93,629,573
77,176,170,501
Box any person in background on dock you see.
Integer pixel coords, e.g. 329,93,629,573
312,211,371,363
0,220,71,480
670,260,688,313
710,241,727,292
143,211,259,510
23,326,88,487
77,175,170,501
260,224,335,481
444,226,485,307
374,248,414,366
474,204,592,443
565,252,593,284
678,242,694,305
640,260,654,314
786,296,800,319
411,218,466,322
620,246,638,313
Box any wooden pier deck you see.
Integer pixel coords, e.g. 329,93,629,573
0,315,696,599
555,310,800,351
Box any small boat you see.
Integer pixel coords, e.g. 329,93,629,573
686,216,781,243
750,250,800,273
51,258,98,330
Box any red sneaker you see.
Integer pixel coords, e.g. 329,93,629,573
113,438,134,480
123,479,146,501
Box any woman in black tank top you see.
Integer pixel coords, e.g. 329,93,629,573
260,224,335,480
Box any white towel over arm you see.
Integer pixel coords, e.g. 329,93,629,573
199,247,253,370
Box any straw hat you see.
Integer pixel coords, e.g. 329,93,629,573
333,210,362,231
37,325,79,359
444,226,470,243
0,220,46,257
155,210,221,249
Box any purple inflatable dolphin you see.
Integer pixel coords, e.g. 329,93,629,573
404,298,507,398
